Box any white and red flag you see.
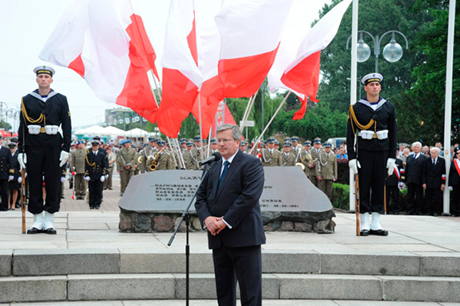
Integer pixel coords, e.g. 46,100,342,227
281,0,352,120
215,0,293,98
39,0,159,123
158,0,202,138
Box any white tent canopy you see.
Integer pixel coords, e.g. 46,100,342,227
124,128,149,138
74,125,107,135
103,126,125,136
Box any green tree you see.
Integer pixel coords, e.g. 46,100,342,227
395,0,460,144
317,0,431,113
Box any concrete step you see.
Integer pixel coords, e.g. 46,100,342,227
3,300,454,306
1,273,460,303
3,249,460,277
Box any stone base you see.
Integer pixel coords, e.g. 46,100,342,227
119,209,336,234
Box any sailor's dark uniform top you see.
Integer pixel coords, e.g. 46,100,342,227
347,97,397,160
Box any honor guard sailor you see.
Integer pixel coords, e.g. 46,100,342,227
19,66,72,234
347,73,397,236
84,140,107,209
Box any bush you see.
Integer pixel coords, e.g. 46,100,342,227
332,183,409,212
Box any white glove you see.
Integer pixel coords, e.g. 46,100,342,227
8,175,13,181
387,158,396,176
59,151,70,167
105,174,109,179
100,176,105,182
349,159,360,174
61,177,66,183
18,176,22,184
84,176,90,181
18,153,27,170
449,186,453,191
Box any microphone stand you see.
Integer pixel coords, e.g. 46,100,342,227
168,165,212,306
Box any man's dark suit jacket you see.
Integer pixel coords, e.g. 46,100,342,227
0,146,13,180
85,150,107,180
422,157,446,189
195,149,266,249
405,154,427,185
449,160,460,186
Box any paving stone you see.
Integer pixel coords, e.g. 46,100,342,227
418,253,460,276
13,249,119,276
278,274,383,300
382,276,460,302
120,252,213,273
0,276,67,303
321,252,420,276
0,250,12,276
68,274,176,300
262,251,320,273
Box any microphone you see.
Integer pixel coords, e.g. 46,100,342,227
199,152,222,167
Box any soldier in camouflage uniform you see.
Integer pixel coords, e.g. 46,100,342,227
262,137,282,166
281,141,297,166
309,138,323,188
117,140,137,196
71,141,87,200
316,142,337,198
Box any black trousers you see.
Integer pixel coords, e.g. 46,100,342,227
25,146,61,214
406,183,424,214
386,185,399,212
88,180,102,207
425,188,442,214
451,186,460,215
212,244,262,306
357,149,388,214
0,180,9,211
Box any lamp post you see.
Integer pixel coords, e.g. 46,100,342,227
346,30,409,72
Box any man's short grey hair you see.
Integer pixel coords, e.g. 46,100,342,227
216,124,241,141
430,147,440,154
412,141,422,148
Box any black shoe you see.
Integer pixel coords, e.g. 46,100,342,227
44,228,57,235
96,205,100,209
433,213,439,216
109,188,113,190
369,229,389,236
360,229,369,236
393,211,399,215
90,206,95,209
27,227,43,234
61,196,65,199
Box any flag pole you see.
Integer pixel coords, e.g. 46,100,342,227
443,0,456,216
348,0,359,213
198,94,204,160
240,90,259,135
250,91,291,154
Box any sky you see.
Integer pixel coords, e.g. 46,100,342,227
0,0,330,131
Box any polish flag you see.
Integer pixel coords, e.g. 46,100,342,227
158,0,202,138
281,0,352,120
215,0,293,98
191,8,225,139
39,0,159,123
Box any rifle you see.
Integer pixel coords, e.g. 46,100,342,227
20,168,26,234
355,172,360,236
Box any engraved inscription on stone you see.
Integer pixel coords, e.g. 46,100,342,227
119,167,332,213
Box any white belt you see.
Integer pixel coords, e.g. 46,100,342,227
28,125,59,135
358,129,388,140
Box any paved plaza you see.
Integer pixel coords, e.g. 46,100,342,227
1,174,460,305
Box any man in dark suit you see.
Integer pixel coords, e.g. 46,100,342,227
84,140,107,209
0,135,14,211
423,147,446,216
195,124,265,306
405,142,427,215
